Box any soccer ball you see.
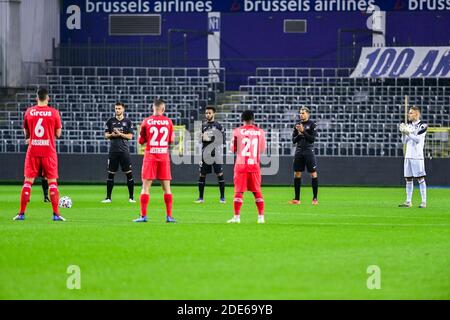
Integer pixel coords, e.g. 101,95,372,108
58,196,73,208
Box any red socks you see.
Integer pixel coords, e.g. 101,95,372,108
20,181,62,216
20,182,33,214
233,193,244,215
164,194,173,217
49,182,60,215
254,192,264,216
140,194,150,217
233,192,264,217
140,193,172,218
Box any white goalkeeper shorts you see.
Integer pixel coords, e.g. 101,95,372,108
404,159,426,178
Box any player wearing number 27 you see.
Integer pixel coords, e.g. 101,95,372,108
228,110,266,224
133,99,176,223
14,87,65,221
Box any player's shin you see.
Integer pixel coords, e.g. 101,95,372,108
42,179,49,199
418,178,427,204
312,177,318,199
406,180,413,203
49,182,60,215
106,172,115,199
253,192,264,216
126,172,134,200
20,181,33,214
294,177,301,200
140,193,150,217
233,193,243,217
218,174,225,199
164,193,173,217
198,176,206,199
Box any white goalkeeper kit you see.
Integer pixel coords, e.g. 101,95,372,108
400,120,428,177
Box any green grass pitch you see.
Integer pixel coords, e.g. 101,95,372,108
0,184,449,299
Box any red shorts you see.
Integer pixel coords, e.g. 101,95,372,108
141,160,172,181
24,156,58,179
234,171,261,193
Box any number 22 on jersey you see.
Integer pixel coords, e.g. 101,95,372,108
149,126,169,146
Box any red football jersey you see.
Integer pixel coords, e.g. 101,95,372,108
139,115,174,162
23,105,62,158
231,125,266,173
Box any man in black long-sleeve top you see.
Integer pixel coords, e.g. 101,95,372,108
289,106,319,205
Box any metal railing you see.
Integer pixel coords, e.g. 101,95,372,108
0,41,4,87
52,38,169,67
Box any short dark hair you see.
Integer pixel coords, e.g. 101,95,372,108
37,87,48,101
115,102,125,109
153,99,166,107
241,110,254,122
299,106,310,114
205,106,216,113
410,105,421,113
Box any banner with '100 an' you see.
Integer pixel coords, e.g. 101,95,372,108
351,47,450,78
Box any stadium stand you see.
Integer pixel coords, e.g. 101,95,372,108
1,66,449,156
0,66,224,153
219,68,450,157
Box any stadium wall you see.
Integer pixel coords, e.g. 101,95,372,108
60,7,450,67
1,154,449,186
20,0,60,84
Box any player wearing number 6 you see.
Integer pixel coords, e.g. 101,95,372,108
228,110,266,224
133,99,176,223
13,87,65,221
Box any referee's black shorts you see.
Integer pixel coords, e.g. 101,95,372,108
293,153,317,173
199,160,223,176
108,152,132,173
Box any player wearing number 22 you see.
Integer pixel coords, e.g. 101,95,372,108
228,110,266,224
14,87,65,221
133,99,176,223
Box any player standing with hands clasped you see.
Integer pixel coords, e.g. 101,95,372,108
399,106,428,208
102,102,135,203
289,106,319,205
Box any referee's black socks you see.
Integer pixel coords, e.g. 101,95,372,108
106,172,115,199
218,174,225,199
294,177,301,201
312,177,318,199
126,172,134,200
198,176,206,199
42,179,49,199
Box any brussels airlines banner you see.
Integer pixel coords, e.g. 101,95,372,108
350,47,450,78
65,0,450,13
